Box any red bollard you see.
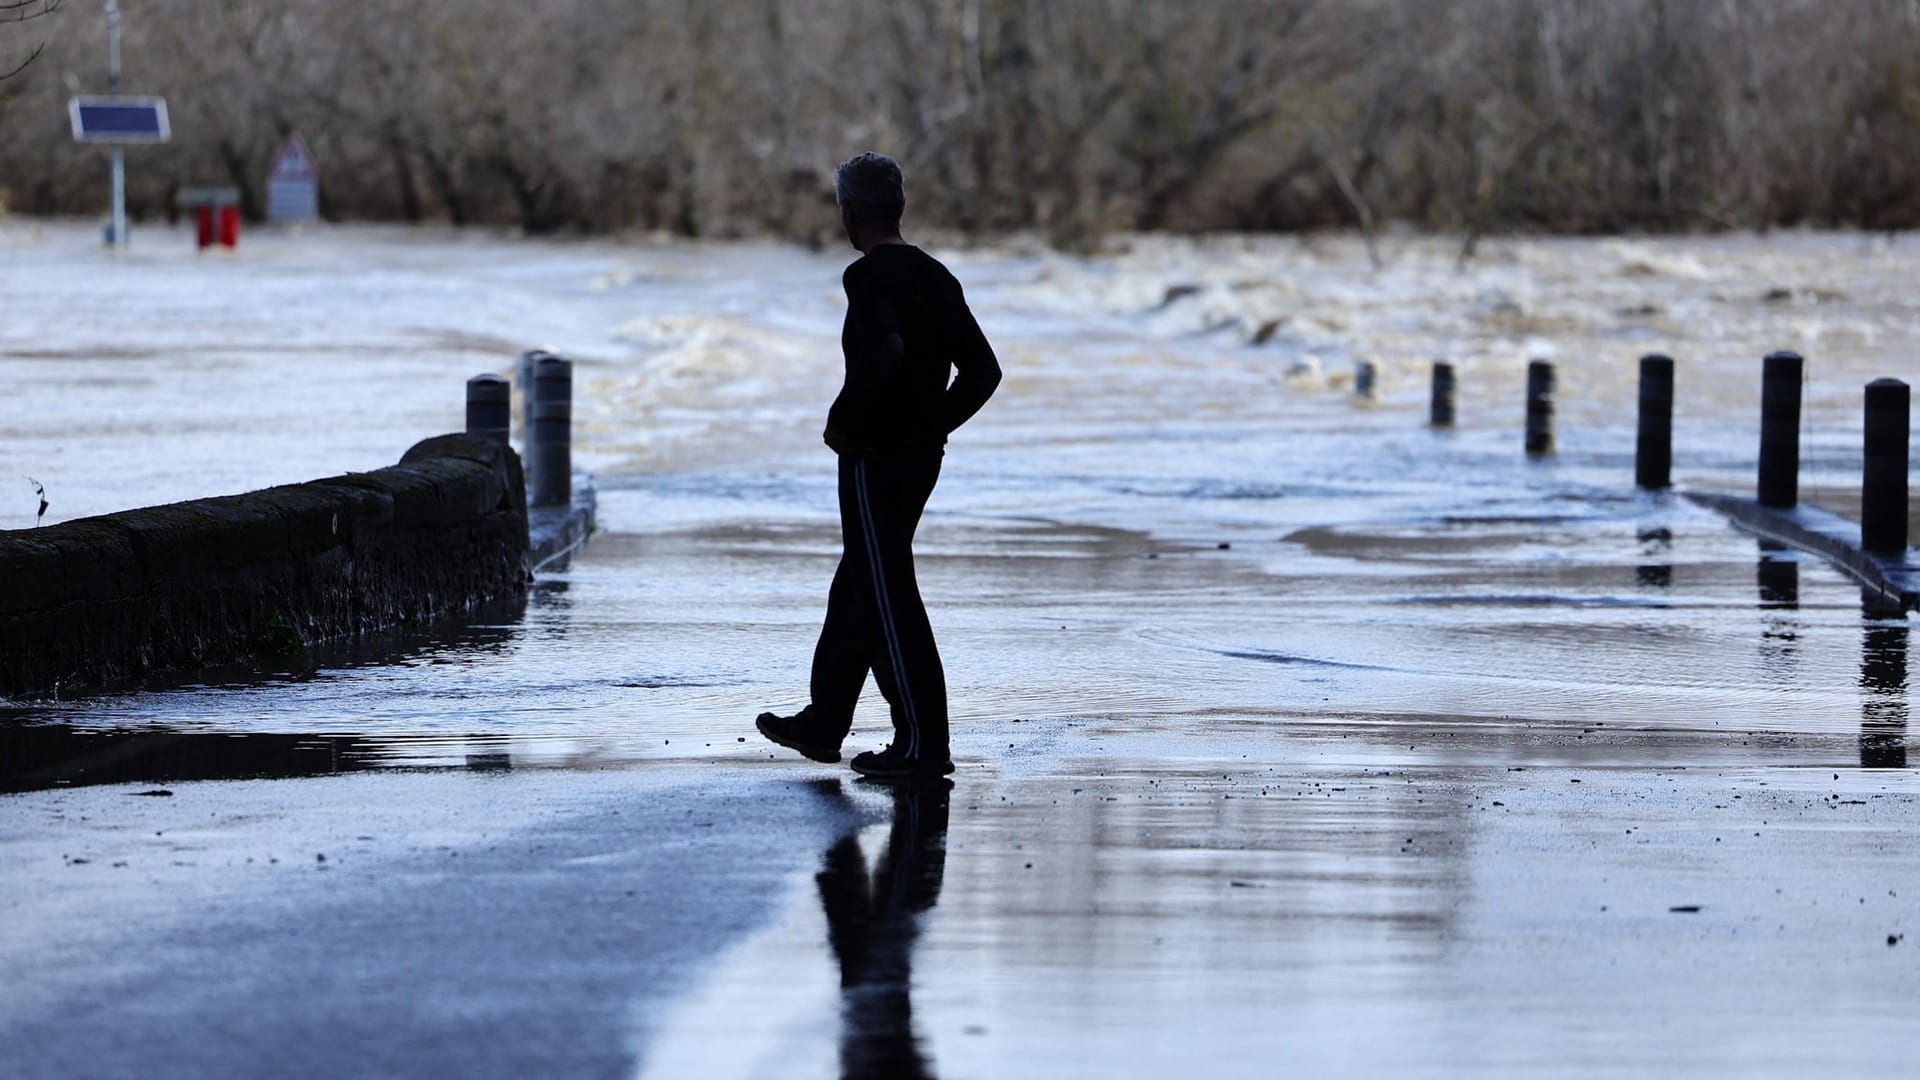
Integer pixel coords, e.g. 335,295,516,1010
217,204,240,248
195,205,215,250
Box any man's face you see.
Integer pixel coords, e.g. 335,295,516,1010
839,203,858,250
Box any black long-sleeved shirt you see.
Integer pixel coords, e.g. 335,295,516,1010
826,244,1000,453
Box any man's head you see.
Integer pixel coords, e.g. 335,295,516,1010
835,152,904,250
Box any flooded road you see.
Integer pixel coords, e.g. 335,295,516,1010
3,221,1917,1075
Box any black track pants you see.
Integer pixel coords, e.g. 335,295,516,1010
810,449,949,761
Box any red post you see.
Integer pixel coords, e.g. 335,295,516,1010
194,205,215,250
217,204,240,248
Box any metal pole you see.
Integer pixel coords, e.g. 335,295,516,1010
1635,354,1675,489
106,0,125,249
1757,351,1803,508
1861,378,1909,554
465,374,511,447
107,0,120,90
1430,361,1456,427
1525,359,1556,457
110,148,125,248
530,353,573,507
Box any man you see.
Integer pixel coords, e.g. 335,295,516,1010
756,152,1001,780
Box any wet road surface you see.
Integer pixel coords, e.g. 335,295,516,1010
5,477,1917,1077
4,224,1917,1076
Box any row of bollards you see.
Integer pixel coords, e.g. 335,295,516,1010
1863,377,1911,554
1523,359,1556,457
1355,361,1378,401
465,373,511,444
1634,354,1674,490
1757,350,1803,509
1417,349,1907,554
466,349,573,508
1429,361,1457,428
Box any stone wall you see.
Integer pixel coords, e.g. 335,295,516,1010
0,434,528,700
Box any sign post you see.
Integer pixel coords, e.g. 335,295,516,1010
66,1,169,249
267,134,319,223
107,0,121,248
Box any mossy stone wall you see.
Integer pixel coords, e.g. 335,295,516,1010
0,434,528,700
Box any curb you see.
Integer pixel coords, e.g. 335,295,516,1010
1686,491,1919,613
529,470,596,573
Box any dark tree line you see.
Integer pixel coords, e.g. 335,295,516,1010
3,0,1918,245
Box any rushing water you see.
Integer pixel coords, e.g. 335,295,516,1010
0,221,1912,776
6,222,1918,1080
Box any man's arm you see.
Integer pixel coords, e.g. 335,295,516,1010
824,330,902,453
943,292,1001,434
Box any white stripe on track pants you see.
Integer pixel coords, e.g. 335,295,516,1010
808,448,949,762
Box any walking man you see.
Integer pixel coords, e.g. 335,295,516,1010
757,152,1001,780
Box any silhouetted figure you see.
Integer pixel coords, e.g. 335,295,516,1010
1860,597,1909,769
27,476,47,526
816,779,950,1080
758,152,1001,780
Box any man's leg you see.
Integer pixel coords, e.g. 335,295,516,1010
809,556,877,741
762,455,884,762
848,452,949,767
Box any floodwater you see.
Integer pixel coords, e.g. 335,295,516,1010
2,221,1911,757
2,221,1917,1076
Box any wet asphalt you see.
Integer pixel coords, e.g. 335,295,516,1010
4,224,1918,1076
5,483,1917,1078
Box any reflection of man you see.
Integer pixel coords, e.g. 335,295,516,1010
816,779,950,1079
757,151,1001,779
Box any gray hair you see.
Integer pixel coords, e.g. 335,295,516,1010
834,152,905,228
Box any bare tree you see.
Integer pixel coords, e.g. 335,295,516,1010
5,0,1920,240
0,0,60,82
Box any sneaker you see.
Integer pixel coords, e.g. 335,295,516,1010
755,709,843,764
848,743,954,780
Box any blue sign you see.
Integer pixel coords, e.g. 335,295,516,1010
266,134,319,222
68,96,171,143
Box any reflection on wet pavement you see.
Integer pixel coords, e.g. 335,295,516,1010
1861,609,1909,770
623,745,1920,1078
815,779,948,1080
0,726,522,793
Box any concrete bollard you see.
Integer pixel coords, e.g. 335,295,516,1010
1862,378,1910,554
1354,361,1377,401
1635,354,1675,489
517,349,547,448
465,374,511,447
1430,361,1456,427
1757,350,1803,508
1524,359,1555,456
530,352,573,508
